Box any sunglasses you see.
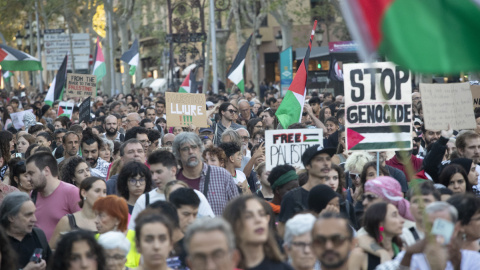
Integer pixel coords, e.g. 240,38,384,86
313,234,349,248
413,137,421,142
227,109,237,114
362,194,379,201
349,173,360,180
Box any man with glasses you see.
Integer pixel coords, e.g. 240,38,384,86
212,102,244,145
283,213,317,270
311,212,356,270
125,113,141,130
173,132,238,215
185,217,240,270
162,133,175,148
238,99,255,123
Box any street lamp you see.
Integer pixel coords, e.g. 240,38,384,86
315,28,324,46
24,34,30,52
275,31,282,52
15,31,23,49
255,30,262,46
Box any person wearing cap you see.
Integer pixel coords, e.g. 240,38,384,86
206,101,215,110
278,144,336,236
199,127,214,140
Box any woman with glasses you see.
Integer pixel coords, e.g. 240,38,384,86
348,202,404,270
98,231,131,270
50,177,107,249
345,151,374,205
50,230,107,270
247,118,264,139
283,213,318,270
223,195,291,270
117,161,153,214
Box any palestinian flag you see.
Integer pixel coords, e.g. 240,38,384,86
275,21,317,129
92,37,106,82
120,39,139,76
45,55,68,106
58,101,75,119
227,34,252,93
2,70,12,83
0,44,42,71
179,70,197,93
347,126,411,151
341,0,480,73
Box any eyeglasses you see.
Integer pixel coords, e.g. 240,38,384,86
241,136,249,141
106,254,126,261
227,109,237,114
128,178,146,185
291,241,312,251
180,145,199,152
362,194,379,201
139,140,151,146
164,141,173,146
312,234,349,248
349,173,360,180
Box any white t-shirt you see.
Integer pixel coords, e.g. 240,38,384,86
234,170,247,185
128,188,215,230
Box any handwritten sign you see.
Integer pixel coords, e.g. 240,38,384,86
420,83,476,131
79,97,91,124
344,62,412,151
471,85,480,109
65,74,97,98
166,92,208,128
10,109,33,130
265,129,323,171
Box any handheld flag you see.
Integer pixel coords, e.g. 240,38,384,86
341,0,480,73
328,56,343,81
120,39,139,76
45,55,68,106
227,34,252,93
179,70,196,93
275,21,317,129
92,37,106,82
58,101,75,119
0,44,42,71
2,70,12,83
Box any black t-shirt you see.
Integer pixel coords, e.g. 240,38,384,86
167,237,188,269
8,231,52,268
278,187,309,223
249,258,293,270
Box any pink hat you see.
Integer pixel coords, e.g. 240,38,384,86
364,176,415,221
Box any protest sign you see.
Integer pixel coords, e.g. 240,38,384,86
471,85,480,108
265,129,323,171
10,109,33,130
79,97,91,124
65,73,97,99
420,83,476,130
166,92,208,128
344,62,412,151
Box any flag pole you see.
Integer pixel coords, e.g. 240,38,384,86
35,0,44,93
106,0,116,97
209,0,218,94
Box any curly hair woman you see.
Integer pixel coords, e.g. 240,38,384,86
61,156,92,187
116,161,152,214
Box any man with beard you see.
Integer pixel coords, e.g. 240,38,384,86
56,131,80,164
81,129,110,179
418,126,441,157
26,152,80,240
278,145,335,236
173,132,238,215
103,115,124,142
155,98,166,120
312,213,356,270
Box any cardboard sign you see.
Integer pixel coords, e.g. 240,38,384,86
10,109,33,130
344,62,412,151
65,73,97,98
420,83,476,130
166,92,208,128
471,85,480,108
265,129,323,171
79,97,91,124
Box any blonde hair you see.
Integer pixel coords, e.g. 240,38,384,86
345,151,374,173
164,180,189,201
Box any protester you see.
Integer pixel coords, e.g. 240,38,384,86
93,195,129,234
283,213,317,270
49,177,107,249
16,133,35,157
439,164,472,194
60,156,92,187
266,164,299,216
447,193,480,251
49,230,106,270
116,161,152,213
81,128,110,179
8,158,32,193
223,195,292,269
98,231,131,270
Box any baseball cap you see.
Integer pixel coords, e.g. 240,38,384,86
199,127,214,134
301,145,336,167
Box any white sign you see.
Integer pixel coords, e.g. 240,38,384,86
344,62,412,151
10,110,33,130
265,129,323,171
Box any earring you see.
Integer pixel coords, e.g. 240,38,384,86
378,226,385,242
83,197,86,201
463,233,467,241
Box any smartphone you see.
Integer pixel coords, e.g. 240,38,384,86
30,248,43,263
431,218,454,245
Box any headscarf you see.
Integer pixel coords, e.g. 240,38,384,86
451,158,473,175
308,184,339,214
364,176,415,221
23,111,37,131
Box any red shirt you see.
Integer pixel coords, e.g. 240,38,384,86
177,170,201,190
386,154,423,182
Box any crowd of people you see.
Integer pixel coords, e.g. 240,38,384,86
0,86,479,270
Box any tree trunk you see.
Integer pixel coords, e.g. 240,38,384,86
119,19,132,94
203,18,211,94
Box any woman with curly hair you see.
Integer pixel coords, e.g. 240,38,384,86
0,130,13,181
116,161,153,214
202,145,227,167
61,156,92,187
50,177,107,249
49,230,106,270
